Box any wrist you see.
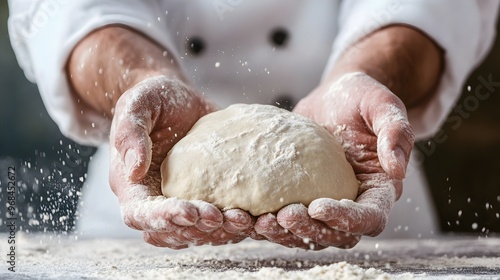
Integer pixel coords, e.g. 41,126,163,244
326,25,443,109
67,26,183,118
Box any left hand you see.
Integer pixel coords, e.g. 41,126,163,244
109,75,253,249
253,72,415,249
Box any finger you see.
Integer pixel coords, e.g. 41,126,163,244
178,226,213,245
248,228,267,241
255,213,323,250
148,227,208,247
177,216,249,246
110,95,156,182
366,93,415,181
190,200,224,232
143,231,189,249
277,204,359,248
376,118,414,181
137,200,246,247
121,196,199,231
222,209,253,234
150,225,209,247
146,225,247,248
309,177,400,237
207,228,248,246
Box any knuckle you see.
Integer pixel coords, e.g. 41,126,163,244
122,213,141,230
112,129,129,150
343,236,361,249
369,213,388,237
123,219,138,230
400,124,415,145
143,233,162,247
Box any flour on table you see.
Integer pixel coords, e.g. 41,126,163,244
139,262,396,280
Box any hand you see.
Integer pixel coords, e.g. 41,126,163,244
109,75,253,249
254,72,414,249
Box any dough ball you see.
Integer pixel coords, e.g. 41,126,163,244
161,104,359,216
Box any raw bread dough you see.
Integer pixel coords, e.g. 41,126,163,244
161,104,359,216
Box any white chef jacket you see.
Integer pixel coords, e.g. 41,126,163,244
8,0,499,145
7,0,499,239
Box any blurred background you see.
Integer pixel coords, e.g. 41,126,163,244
0,1,498,235
0,1,95,234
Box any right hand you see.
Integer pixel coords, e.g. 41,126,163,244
109,75,253,249
253,72,414,250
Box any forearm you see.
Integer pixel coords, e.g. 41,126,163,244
67,26,183,118
326,25,444,109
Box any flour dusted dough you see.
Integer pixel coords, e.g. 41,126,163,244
161,104,359,216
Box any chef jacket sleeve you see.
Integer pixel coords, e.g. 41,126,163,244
8,0,177,146
324,0,499,140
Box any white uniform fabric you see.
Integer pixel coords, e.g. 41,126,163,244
9,0,499,144
7,1,499,238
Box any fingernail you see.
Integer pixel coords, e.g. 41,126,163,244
276,214,298,229
392,147,406,174
124,149,138,176
224,210,251,227
172,203,198,226
280,220,299,229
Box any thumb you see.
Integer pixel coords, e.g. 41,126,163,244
371,101,414,180
110,98,154,182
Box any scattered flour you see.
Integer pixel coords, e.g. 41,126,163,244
4,235,500,280
137,262,399,280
